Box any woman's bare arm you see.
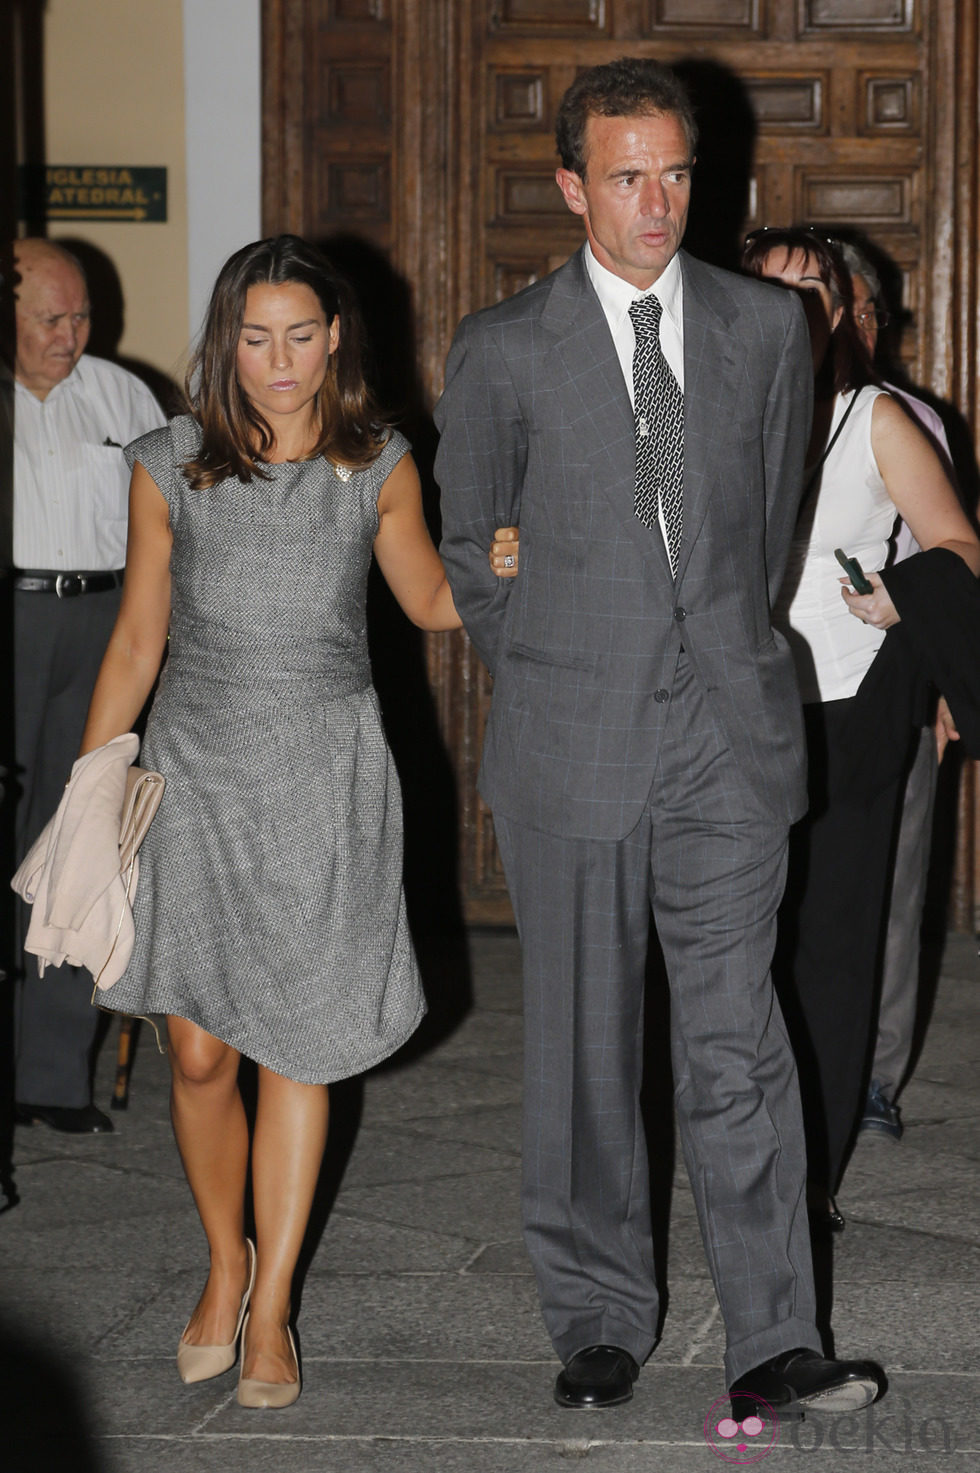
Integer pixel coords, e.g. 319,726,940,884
873,395,979,570
842,394,980,628
373,455,519,631
79,463,173,754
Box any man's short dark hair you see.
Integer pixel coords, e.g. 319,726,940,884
555,57,698,179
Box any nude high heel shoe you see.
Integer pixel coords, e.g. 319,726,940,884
177,1238,256,1384
236,1314,301,1408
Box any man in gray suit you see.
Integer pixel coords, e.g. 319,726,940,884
435,58,883,1418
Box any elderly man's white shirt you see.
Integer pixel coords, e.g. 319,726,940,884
14,354,166,570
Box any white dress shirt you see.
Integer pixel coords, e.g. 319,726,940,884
14,354,166,570
584,245,684,561
584,243,685,397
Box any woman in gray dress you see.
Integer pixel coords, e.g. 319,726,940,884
78,236,516,1408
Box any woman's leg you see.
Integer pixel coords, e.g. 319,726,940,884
243,1066,329,1383
168,1015,251,1345
775,703,905,1196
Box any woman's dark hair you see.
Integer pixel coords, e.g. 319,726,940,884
182,234,385,489
555,56,698,179
741,225,875,395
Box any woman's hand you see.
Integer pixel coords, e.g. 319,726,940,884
840,570,900,629
490,526,519,578
935,695,959,762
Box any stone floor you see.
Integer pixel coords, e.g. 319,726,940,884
1,928,977,1472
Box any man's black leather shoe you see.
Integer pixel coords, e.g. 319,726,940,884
730,1348,883,1421
14,1103,114,1134
554,1345,639,1408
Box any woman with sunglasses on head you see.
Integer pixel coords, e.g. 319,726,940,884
741,226,979,1228
75,234,517,1408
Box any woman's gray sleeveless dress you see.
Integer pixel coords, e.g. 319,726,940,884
102,415,425,1084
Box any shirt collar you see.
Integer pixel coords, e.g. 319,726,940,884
14,355,86,407
584,244,683,335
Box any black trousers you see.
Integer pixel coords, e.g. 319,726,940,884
775,698,911,1194
13,585,121,1106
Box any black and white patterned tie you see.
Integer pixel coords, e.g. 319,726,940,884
629,295,684,576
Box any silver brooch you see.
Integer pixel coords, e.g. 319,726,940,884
333,462,352,482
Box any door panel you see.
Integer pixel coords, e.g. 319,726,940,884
264,0,980,927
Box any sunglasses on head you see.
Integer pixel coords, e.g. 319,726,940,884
743,225,842,251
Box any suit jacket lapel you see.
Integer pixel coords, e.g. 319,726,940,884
538,248,750,583
676,252,746,581
541,249,674,576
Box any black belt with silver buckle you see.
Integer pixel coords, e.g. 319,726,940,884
13,569,124,597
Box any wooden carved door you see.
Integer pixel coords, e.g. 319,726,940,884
264,0,979,927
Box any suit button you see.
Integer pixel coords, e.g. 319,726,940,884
654,688,670,703
674,606,686,621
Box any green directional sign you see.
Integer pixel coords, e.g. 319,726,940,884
19,166,168,223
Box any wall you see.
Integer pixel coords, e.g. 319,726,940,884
39,0,261,386
43,0,190,382
183,0,262,347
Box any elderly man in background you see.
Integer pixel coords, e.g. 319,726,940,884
12,238,165,1133
839,240,956,1145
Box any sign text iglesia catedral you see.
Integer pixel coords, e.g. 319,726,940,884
18,166,168,223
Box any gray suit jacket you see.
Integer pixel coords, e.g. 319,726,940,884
434,246,812,840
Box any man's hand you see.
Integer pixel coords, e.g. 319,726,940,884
490,525,519,578
840,570,899,629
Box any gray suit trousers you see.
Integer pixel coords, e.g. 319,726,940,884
494,655,819,1384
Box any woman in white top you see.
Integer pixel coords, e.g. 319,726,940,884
741,226,979,1225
